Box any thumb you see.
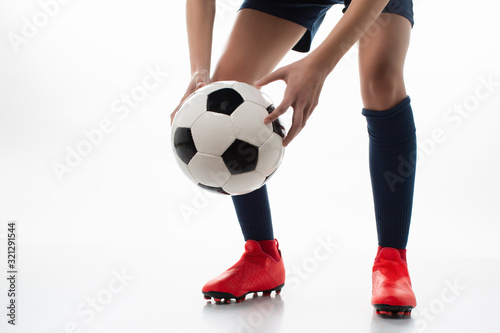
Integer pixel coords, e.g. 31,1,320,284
195,80,206,89
255,67,286,87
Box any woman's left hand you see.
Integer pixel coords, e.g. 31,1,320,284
255,56,329,147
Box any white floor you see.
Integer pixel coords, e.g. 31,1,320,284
1,0,500,332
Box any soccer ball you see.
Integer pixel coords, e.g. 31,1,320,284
171,81,286,195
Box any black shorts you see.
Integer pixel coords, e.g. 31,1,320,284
240,0,414,52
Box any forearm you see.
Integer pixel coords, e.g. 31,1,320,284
310,0,390,73
186,0,216,75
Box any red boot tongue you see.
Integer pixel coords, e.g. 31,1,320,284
377,246,407,263
256,240,281,261
381,248,398,260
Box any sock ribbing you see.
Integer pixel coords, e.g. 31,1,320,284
363,96,417,249
231,184,274,241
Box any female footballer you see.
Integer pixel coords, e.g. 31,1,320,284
171,0,417,316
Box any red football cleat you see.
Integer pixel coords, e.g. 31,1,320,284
202,239,285,303
371,246,416,317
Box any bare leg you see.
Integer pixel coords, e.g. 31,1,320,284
359,13,411,110
212,9,306,83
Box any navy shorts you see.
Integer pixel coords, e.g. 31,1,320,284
240,0,414,52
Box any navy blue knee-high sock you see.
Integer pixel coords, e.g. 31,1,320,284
231,184,274,241
362,96,417,249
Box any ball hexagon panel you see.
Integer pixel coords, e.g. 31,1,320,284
231,102,273,147
255,132,285,177
233,81,273,108
222,171,266,195
222,139,259,175
188,153,231,187
172,92,207,128
191,112,236,155
206,88,244,116
173,127,197,164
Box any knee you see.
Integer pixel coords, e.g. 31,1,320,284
360,69,407,111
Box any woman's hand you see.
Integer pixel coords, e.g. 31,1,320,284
171,70,211,125
255,56,328,147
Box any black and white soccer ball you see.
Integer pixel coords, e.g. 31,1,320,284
171,81,286,195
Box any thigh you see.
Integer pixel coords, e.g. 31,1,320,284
212,8,307,84
358,13,411,110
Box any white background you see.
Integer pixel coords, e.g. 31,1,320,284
0,0,499,332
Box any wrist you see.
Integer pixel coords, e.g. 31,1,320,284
305,50,337,78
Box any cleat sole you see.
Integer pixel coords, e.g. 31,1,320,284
373,304,413,318
202,283,284,303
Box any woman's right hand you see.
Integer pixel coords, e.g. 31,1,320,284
170,70,211,125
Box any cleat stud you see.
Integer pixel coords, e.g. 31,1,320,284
224,299,231,304
263,292,271,296
275,289,281,294
214,298,222,302
253,292,259,297
236,299,242,303
204,296,211,300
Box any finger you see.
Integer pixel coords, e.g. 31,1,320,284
301,103,314,128
254,67,286,87
264,97,293,125
283,119,302,147
283,105,305,147
195,80,206,89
